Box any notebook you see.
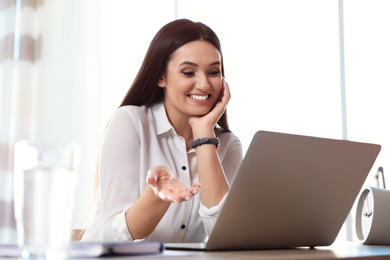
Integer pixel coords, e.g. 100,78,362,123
165,130,381,251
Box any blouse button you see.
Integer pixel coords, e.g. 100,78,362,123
182,166,186,170
181,224,186,229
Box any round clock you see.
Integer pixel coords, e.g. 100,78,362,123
355,186,390,245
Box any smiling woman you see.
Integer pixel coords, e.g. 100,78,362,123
80,18,243,243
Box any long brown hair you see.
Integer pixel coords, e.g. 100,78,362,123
120,18,229,131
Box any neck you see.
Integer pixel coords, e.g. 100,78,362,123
163,100,210,150
164,108,193,146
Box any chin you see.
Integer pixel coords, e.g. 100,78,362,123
191,112,205,117
189,106,213,116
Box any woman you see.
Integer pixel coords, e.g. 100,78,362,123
81,19,243,243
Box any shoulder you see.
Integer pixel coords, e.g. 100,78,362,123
114,105,148,117
106,105,152,132
110,105,152,123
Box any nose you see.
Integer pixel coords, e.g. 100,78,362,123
195,73,211,91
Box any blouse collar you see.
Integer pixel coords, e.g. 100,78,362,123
152,102,173,135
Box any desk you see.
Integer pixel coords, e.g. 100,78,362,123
94,242,390,260
1,242,389,259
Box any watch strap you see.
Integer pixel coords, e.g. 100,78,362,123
191,137,220,149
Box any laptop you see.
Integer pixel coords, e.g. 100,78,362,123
165,130,381,251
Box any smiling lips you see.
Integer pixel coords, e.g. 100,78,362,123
188,94,210,101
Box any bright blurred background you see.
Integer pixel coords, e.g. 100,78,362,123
1,0,389,243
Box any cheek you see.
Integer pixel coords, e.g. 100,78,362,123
212,78,223,92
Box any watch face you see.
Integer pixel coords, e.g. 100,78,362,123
360,189,374,239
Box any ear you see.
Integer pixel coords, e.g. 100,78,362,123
157,75,166,88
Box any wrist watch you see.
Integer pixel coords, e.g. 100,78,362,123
191,137,220,150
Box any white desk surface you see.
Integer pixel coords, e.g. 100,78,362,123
75,242,390,260
1,242,390,259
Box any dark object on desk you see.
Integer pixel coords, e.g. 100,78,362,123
166,130,381,251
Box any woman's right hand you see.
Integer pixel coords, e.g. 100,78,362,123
188,77,230,138
146,165,201,203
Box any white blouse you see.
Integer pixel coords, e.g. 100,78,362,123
81,102,243,242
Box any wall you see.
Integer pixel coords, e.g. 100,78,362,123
1,0,389,243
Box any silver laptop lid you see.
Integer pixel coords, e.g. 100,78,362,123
205,130,381,250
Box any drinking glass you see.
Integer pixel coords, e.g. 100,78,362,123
13,140,80,259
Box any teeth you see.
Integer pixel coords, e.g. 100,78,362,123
190,94,208,100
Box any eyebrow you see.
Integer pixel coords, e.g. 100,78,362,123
178,61,221,67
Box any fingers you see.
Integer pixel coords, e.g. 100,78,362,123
146,173,157,185
157,190,192,203
146,165,173,185
163,184,201,203
146,166,201,204
146,166,200,203
212,78,230,114
221,77,231,105
191,183,201,194
173,183,201,203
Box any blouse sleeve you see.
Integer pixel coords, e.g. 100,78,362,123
98,107,141,241
199,132,243,235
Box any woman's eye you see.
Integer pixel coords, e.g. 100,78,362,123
183,71,195,76
209,70,220,76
